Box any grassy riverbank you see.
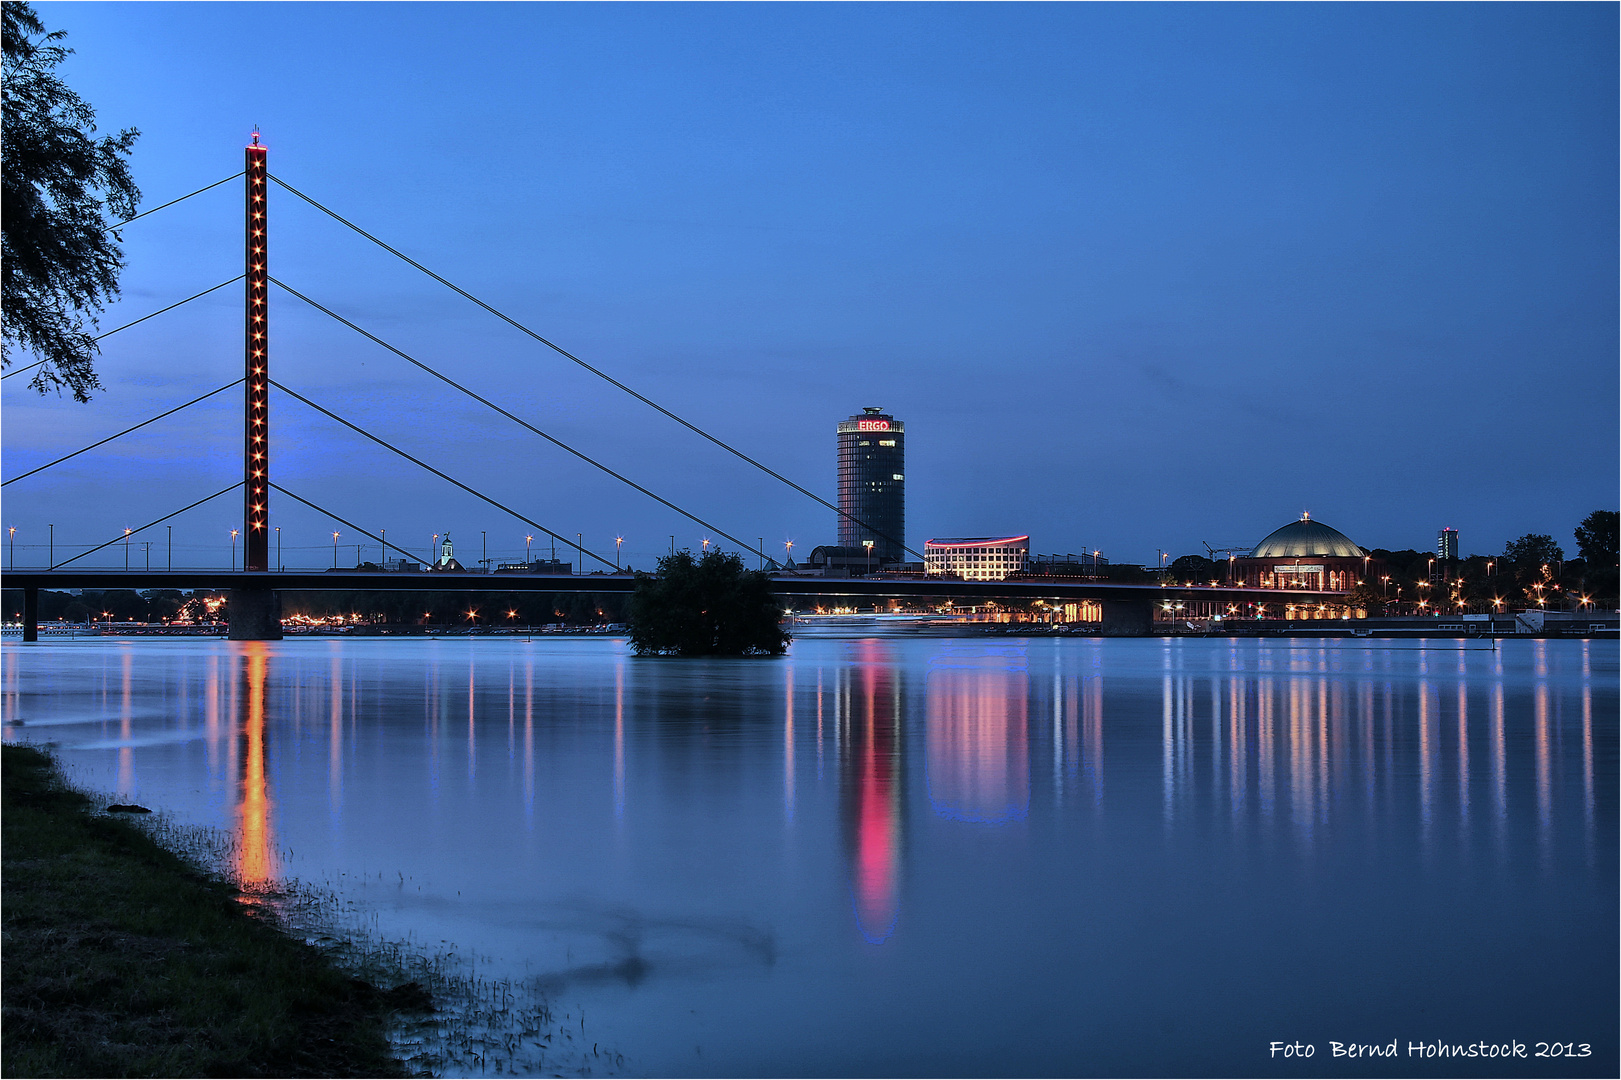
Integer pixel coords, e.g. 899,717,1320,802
1,743,407,1077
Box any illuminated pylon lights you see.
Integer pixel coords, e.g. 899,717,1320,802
244,131,270,571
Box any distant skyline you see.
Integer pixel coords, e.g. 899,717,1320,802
3,2,1616,571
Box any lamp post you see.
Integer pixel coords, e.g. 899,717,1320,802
577,533,583,574
7,527,13,570
785,539,794,567
230,528,238,571
525,534,533,566
48,523,53,569
332,531,340,569
481,530,487,573
616,536,623,569
863,539,874,576
169,525,174,571
758,538,764,571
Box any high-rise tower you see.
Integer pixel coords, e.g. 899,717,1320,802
837,407,905,562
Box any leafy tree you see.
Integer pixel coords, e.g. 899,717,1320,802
1168,554,1216,583
1503,533,1564,573
1345,581,1386,616
2,1,139,402
628,549,790,656
1574,511,1618,568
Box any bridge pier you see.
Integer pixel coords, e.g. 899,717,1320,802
227,587,283,641
1098,598,1152,637
22,586,38,643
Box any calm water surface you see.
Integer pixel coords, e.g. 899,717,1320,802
3,636,1615,1077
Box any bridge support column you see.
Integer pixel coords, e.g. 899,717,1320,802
1099,598,1151,637
22,586,38,642
227,587,282,641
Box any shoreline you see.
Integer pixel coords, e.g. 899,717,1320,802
1,743,409,1078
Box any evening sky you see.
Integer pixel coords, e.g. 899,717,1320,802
3,2,1615,571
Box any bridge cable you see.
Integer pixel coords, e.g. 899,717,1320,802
268,380,620,570
105,172,244,232
268,173,921,562
271,276,768,564
47,482,242,571
3,276,245,382
2,379,245,487
269,484,442,568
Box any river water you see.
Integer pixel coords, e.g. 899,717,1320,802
3,635,1615,1077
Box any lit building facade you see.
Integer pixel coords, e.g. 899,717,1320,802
925,536,1030,581
1438,528,1458,561
837,408,905,563
1230,514,1369,592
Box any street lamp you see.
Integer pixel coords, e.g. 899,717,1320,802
616,536,624,569
525,534,533,566
863,539,875,576
785,539,794,566
47,523,53,569
332,531,340,569
577,532,583,574
230,528,238,571
7,527,13,570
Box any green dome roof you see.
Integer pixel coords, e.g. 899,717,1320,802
1250,516,1365,559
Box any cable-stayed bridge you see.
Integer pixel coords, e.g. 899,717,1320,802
3,135,1344,640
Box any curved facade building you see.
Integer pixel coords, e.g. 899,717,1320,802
837,408,905,563
1231,514,1370,591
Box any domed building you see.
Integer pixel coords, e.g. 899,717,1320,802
1231,513,1371,592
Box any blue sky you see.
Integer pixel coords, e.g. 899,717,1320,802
4,2,1616,571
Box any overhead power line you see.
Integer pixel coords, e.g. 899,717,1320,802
268,379,621,570
3,275,246,382
267,172,921,562
2,380,244,487
270,275,767,563
48,482,241,571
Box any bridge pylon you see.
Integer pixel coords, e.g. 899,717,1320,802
244,131,270,572
233,132,282,640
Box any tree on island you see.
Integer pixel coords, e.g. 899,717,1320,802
2,1,140,401
627,549,790,657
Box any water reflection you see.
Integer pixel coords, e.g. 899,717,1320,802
236,642,275,887
925,646,1029,825
840,641,904,945
0,634,1612,1073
